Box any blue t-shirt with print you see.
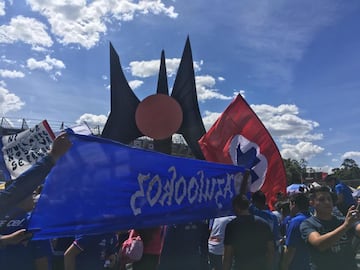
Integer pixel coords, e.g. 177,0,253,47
285,212,310,270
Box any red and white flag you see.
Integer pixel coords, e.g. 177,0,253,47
198,94,286,209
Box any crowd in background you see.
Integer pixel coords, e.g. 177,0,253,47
209,174,360,270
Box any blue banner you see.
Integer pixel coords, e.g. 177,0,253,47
29,132,245,240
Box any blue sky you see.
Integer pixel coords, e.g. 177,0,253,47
0,0,360,173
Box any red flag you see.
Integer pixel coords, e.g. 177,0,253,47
198,94,286,209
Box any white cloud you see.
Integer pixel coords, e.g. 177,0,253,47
163,58,181,77
0,81,25,114
129,80,143,90
26,0,178,49
129,59,163,78
75,113,108,135
0,69,25,78
50,71,62,81
202,110,221,131
342,151,360,160
76,113,107,127
0,15,53,48
203,101,325,161
76,113,107,134
27,55,65,72
127,57,218,102
233,90,245,98
281,141,324,161
1,55,16,65
0,0,5,16
195,75,232,102
31,45,50,52
202,102,322,145
218,76,225,82
129,58,202,78
251,104,322,141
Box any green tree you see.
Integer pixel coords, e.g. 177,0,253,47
299,158,308,181
283,158,303,185
332,158,360,180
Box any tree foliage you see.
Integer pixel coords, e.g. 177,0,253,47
332,158,360,180
283,158,307,185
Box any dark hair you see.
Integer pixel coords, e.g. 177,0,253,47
232,194,250,210
309,185,337,203
289,193,309,211
252,190,266,205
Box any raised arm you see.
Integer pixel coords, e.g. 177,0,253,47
64,242,82,270
0,132,71,215
0,229,32,247
306,206,358,251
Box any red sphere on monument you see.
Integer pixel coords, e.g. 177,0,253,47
135,94,183,140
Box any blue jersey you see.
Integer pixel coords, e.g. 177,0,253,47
285,212,311,270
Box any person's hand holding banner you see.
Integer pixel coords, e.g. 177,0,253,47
48,132,72,164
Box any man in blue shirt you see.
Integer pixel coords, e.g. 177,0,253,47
281,193,310,270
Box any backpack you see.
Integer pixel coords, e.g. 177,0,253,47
120,230,144,265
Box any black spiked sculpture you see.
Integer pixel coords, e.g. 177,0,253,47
102,38,206,159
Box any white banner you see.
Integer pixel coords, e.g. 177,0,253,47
1,120,55,179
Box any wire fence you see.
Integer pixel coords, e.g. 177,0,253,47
0,116,192,156
0,117,103,136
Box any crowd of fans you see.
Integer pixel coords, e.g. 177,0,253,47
210,174,360,270
1,132,360,270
